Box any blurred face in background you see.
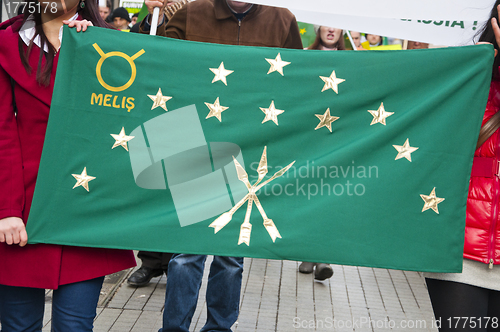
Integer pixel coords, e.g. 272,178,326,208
319,26,342,49
366,34,382,46
407,41,429,49
113,17,129,29
99,6,110,19
350,31,361,47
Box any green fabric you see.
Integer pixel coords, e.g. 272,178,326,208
298,22,316,48
27,27,493,272
136,2,149,23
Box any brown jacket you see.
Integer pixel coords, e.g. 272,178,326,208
143,0,302,49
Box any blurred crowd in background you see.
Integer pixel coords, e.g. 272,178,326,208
0,0,434,49
92,1,433,50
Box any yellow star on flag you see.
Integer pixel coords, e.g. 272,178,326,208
72,167,96,192
420,187,445,214
300,28,306,35
260,101,284,126
315,108,340,132
110,127,134,151
210,62,234,86
265,53,290,76
148,88,172,112
368,102,394,125
393,138,419,162
205,97,229,122
320,70,345,94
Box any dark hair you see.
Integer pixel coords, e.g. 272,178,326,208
110,7,131,22
475,1,500,149
476,1,500,79
365,34,383,46
308,27,346,51
19,0,111,86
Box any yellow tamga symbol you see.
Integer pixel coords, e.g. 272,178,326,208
93,43,145,92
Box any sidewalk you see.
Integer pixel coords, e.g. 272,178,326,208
39,256,438,331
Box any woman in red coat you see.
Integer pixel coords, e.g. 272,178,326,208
0,0,135,330
425,3,500,331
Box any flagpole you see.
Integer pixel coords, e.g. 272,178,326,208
346,30,359,51
150,7,160,36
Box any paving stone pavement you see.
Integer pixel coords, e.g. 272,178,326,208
32,257,439,331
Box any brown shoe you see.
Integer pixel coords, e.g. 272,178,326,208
299,262,315,274
314,263,333,281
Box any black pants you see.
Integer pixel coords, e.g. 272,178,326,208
137,251,174,271
426,278,500,331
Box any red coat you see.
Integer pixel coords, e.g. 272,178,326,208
466,77,500,266
0,16,135,289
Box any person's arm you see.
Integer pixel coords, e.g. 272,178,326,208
0,64,27,247
139,13,167,35
283,17,303,50
139,0,168,36
164,4,187,40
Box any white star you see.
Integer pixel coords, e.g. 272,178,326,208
205,97,229,122
320,70,345,94
393,138,419,162
72,167,96,192
148,88,172,112
420,188,445,214
210,62,234,86
315,108,340,132
265,53,291,76
368,102,394,126
110,127,134,151
260,101,284,126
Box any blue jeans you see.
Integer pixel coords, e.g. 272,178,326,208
161,255,244,332
0,277,104,332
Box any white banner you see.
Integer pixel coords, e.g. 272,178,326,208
248,0,495,20
294,9,482,46
247,0,496,46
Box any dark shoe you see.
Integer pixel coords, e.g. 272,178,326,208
127,267,163,287
299,262,315,274
314,263,333,281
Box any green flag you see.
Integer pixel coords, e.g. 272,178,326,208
297,22,316,48
27,27,492,272
136,2,149,23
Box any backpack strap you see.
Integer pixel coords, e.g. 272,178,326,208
476,110,500,150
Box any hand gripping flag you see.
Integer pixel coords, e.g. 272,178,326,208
26,27,492,272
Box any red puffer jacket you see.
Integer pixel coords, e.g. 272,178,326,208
466,78,500,267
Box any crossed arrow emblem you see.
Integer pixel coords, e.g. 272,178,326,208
209,147,295,246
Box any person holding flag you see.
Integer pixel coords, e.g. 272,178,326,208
140,0,302,330
424,3,500,329
127,0,187,289
0,0,136,330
